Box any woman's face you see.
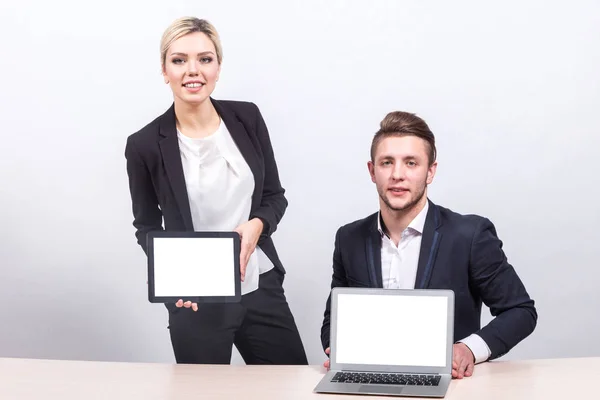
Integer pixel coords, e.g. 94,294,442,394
162,32,221,106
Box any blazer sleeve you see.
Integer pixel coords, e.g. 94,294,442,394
469,218,538,359
125,136,163,254
248,103,288,237
321,227,349,351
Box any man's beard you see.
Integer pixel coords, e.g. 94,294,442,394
379,182,427,213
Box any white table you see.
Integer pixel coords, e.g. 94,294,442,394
1,356,597,399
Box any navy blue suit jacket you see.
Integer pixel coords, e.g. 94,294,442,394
321,200,537,360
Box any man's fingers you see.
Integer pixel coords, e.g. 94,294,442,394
175,299,183,308
464,362,474,377
452,344,474,379
452,348,467,379
457,358,469,379
192,303,198,312
183,301,192,308
323,347,331,369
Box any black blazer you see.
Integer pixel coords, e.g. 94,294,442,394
125,98,288,273
321,200,537,360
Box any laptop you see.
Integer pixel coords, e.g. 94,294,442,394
314,287,454,398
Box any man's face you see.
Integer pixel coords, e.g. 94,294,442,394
368,136,437,213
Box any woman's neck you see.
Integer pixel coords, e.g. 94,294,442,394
174,98,220,138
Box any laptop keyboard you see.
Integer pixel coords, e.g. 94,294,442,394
331,372,441,386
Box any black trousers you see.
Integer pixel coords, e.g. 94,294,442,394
166,268,308,365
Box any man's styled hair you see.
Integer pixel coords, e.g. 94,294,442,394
371,111,437,166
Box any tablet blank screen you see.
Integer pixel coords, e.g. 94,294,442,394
153,237,236,297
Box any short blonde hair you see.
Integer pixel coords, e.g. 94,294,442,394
160,17,223,68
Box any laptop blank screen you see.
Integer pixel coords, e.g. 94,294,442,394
335,293,448,367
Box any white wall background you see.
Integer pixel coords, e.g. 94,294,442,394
0,0,598,365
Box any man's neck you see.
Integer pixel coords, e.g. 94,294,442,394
380,195,428,245
174,98,219,137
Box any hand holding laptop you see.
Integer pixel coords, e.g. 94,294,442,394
323,347,331,369
322,344,475,378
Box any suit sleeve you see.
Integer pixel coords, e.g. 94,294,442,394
469,218,538,359
321,227,349,351
125,136,163,254
248,103,288,237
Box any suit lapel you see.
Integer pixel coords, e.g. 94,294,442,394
158,104,194,231
415,201,443,289
157,99,263,231
365,214,383,288
211,99,262,211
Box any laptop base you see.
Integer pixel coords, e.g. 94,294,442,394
315,370,452,398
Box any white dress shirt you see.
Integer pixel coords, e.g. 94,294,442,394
177,120,274,295
378,202,491,363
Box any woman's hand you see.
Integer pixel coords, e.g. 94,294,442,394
234,218,264,281
175,299,198,312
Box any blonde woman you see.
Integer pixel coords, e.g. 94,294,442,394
125,17,307,365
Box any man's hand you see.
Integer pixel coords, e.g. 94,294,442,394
234,218,264,282
323,347,331,369
452,343,475,379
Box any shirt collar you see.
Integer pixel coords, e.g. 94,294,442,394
378,200,429,238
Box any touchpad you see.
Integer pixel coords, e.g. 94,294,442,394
359,385,404,395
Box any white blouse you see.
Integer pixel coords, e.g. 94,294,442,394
177,120,274,295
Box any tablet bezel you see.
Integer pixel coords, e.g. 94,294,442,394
147,231,242,304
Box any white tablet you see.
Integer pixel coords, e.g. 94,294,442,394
147,231,241,303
